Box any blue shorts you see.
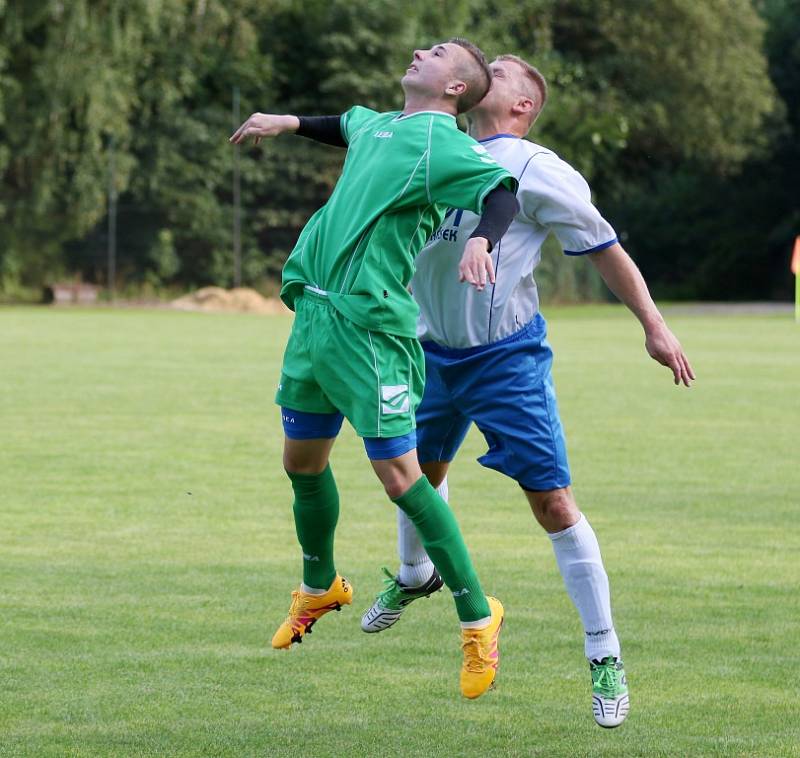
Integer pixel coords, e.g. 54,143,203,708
416,314,571,491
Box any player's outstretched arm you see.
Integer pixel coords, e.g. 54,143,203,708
230,114,346,148
588,243,695,387
229,113,300,145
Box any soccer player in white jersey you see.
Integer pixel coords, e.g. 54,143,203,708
360,54,695,727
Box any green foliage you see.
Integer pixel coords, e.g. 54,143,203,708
606,0,800,300
148,229,180,283
544,0,780,172
0,0,8,181
0,0,794,300
0,0,140,285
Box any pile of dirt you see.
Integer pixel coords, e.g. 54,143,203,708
171,287,289,315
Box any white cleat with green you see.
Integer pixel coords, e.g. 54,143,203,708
360,567,443,633
590,656,629,728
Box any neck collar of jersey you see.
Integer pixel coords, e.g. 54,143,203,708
477,133,520,143
395,110,457,121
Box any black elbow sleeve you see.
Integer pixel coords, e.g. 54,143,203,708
469,186,520,251
296,115,347,148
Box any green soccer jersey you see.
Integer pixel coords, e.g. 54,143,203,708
280,107,517,338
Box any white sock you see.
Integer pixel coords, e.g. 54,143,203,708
548,514,621,661
396,506,434,587
460,615,491,630
395,478,447,587
300,583,327,596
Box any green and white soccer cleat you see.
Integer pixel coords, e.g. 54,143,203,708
590,656,629,727
360,566,443,633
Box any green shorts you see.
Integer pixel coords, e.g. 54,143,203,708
275,290,424,438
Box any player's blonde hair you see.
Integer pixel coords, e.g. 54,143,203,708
496,54,548,130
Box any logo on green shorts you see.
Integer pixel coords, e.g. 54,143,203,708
381,384,409,415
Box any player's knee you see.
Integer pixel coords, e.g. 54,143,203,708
527,487,579,531
380,472,410,500
371,449,424,500
283,451,325,475
373,463,418,500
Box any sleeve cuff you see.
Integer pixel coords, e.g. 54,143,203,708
475,174,518,215
563,237,618,256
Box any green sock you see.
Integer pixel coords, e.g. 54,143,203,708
392,476,490,622
287,465,339,590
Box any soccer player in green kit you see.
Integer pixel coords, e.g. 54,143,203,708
230,39,519,698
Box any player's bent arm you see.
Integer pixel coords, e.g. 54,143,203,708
588,243,696,387
459,186,519,291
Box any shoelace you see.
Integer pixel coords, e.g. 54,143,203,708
376,567,402,607
461,632,490,673
286,590,312,631
593,661,622,697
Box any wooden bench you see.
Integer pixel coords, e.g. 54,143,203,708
44,282,102,304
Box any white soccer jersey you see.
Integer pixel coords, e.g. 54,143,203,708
413,134,617,348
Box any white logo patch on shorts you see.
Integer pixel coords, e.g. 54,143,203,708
381,384,409,415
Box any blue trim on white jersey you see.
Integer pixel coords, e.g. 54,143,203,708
486,237,502,342
563,237,618,256
478,133,520,143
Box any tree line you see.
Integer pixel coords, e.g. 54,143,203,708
0,0,797,301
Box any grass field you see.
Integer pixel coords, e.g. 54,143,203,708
1,305,798,757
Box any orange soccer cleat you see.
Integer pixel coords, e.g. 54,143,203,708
271,574,353,649
460,596,504,699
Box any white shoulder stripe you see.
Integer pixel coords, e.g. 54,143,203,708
425,116,434,204
399,150,428,199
